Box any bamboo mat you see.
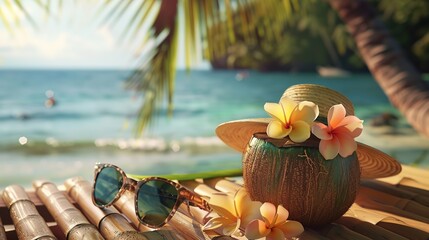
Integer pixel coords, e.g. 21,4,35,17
0,164,428,240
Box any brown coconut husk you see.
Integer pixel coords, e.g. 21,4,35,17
243,136,360,226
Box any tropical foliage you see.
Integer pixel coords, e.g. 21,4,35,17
374,0,429,72
218,0,429,72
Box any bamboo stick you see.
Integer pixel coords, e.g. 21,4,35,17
358,186,429,219
348,203,429,234
336,216,407,240
63,177,142,240
350,201,429,240
356,187,429,223
397,183,429,198
377,165,429,192
113,189,209,240
376,218,429,240
316,223,371,240
63,177,185,240
361,179,429,207
180,180,218,197
203,178,242,193
297,229,330,240
2,185,57,240
33,180,104,240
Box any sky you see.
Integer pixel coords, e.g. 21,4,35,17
0,1,207,69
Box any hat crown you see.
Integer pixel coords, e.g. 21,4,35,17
282,84,354,117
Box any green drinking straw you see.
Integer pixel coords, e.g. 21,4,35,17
128,168,243,181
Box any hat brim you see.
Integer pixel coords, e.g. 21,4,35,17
216,119,402,179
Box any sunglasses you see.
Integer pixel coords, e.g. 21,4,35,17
92,163,211,228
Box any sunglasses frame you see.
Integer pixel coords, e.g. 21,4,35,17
92,163,211,229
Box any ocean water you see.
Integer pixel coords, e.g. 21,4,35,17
0,69,427,188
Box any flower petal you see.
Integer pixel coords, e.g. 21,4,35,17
328,104,346,128
209,193,237,220
202,217,226,230
289,121,310,143
222,218,241,236
347,122,363,138
279,97,298,123
260,202,277,225
319,137,340,160
336,129,358,158
245,219,271,239
203,216,240,236
240,201,263,227
290,101,319,124
235,188,262,226
338,115,361,128
274,205,289,226
339,116,363,137
266,227,285,240
264,103,286,124
276,220,304,238
234,188,250,214
311,122,332,140
267,120,291,139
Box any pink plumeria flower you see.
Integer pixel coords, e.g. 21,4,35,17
311,104,363,160
203,188,262,237
245,203,304,240
264,97,319,143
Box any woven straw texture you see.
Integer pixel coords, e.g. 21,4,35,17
282,84,355,117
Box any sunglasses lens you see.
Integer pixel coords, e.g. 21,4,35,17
94,166,123,206
136,179,179,227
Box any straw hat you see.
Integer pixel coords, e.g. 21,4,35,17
216,84,401,179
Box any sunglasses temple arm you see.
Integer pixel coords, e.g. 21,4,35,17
180,189,211,212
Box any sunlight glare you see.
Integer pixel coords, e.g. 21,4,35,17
19,136,28,145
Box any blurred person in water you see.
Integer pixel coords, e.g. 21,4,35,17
45,90,57,108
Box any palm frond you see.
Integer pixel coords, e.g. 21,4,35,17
100,0,313,136
0,0,48,34
125,0,157,44
122,0,179,135
0,6,13,34
12,0,38,29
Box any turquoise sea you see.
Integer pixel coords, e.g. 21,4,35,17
0,70,427,188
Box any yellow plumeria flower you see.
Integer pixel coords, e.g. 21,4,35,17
264,97,319,142
202,188,262,237
245,203,304,240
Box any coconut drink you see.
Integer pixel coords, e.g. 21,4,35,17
216,84,401,226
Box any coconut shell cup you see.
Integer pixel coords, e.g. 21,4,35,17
242,135,360,226
216,84,402,227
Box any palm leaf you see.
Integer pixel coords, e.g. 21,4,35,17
12,0,38,29
99,0,311,136
0,0,47,33
0,6,13,34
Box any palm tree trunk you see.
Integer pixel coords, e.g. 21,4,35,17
329,0,429,137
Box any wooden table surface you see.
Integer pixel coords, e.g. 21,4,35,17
0,164,428,240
